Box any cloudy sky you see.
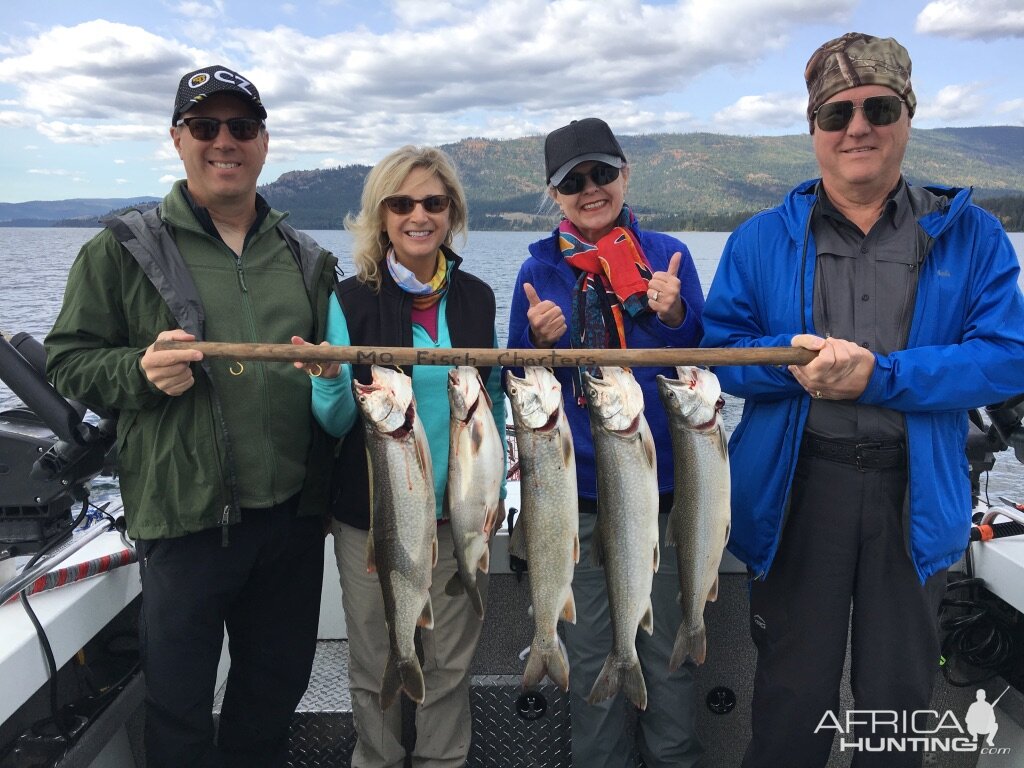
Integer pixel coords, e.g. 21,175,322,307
1,0,1021,203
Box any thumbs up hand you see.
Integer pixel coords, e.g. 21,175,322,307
647,251,685,328
523,282,567,348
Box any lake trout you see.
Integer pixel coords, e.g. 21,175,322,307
657,365,731,670
583,366,660,711
354,365,438,710
506,366,579,691
444,365,504,619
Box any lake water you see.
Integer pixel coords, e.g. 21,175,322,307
1,227,1023,503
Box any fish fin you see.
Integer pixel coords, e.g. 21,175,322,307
417,596,435,629
482,503,499,540
715,424,728,461
591,522,605,567
467,583,484,619
670,624,707,671
664,513,682,548
431,534,438,568
707,574,720,603
365,535,377,574
561,589,577,624
480,380,493,410
640,596,654,635
524,636,569,691
641,424,656,469
559,424,573,469
471,417,486,452
588,655,648,711
444,571,465,597
651,537,660,572
478,542,490,574
380,652,425,709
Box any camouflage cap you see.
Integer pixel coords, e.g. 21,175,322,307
804,32,916,128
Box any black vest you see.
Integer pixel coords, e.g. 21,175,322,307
332,247,497,529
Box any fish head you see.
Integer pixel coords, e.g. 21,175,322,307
354,365,416,436
657,366,723,431
448,366,485,423
505,366,563,432
583,366,644,435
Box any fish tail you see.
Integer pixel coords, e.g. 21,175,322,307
588,654,648,710
523,635,570,691
380,651,425,710
444,570,484,619
669,623,707,671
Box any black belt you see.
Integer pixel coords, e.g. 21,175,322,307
800,435,906,471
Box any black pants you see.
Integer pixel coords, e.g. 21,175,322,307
137,497,325,768
741,456,947,768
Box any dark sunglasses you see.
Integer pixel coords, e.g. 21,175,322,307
554,163,620,195
176,117,264,141
382,195,452,215
813,95,905,132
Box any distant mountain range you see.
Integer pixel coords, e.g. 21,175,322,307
0,196,161,227
3,126,1022,231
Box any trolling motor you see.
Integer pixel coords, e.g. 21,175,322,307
0,332,116,557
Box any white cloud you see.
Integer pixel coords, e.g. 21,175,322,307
114,159,127,164
0,110,38,127
28,168,72,176
115,178,129,184
158,174,178,184
0,1,853,160
916,0,1024,40
0,20,202,122
914,83,988,123
169,0,226,21
713,93,807,130
37,120,164,145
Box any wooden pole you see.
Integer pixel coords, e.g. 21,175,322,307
153,340,817,368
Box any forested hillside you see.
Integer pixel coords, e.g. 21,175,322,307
258,126,1024,231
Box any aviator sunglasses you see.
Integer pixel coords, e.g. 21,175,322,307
813,95,906,132
382,195,452,215
176,117,264,141
554,163,620,196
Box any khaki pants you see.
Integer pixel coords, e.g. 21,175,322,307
334,520,487,768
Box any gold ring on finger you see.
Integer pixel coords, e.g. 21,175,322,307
308,363,324,378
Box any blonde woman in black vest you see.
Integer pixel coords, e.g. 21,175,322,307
298,145,505,768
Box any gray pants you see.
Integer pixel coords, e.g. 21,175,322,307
563,501,703,768
741,456,947,768
334,520,487,768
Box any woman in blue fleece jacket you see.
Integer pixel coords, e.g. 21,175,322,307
506,118,705,768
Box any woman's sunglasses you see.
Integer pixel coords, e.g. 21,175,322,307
813,95,905,132
554,164,621,196
176,117,264,141
382,195,452,215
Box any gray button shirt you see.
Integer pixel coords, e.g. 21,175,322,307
805,179,922,440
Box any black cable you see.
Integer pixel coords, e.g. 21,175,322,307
15,499,91,752
939,576,1019,687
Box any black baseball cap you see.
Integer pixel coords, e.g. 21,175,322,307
544,118,627,186
172,65,267,125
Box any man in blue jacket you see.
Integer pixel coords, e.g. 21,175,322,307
701,32,1024,768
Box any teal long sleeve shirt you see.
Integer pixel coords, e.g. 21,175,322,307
310,293,507,518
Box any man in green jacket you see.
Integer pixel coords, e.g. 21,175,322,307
45,65,336,768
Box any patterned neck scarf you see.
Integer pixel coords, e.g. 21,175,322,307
386,247,449,309
559,205,652,351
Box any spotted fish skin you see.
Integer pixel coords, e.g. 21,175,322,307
583,366,660,711
506,366,579,691
656,366,731,670
355,365,437,710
